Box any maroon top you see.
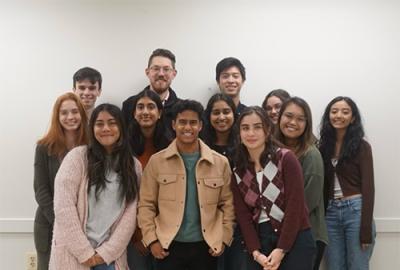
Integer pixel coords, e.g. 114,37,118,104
231,149,310,252
324,139,375,244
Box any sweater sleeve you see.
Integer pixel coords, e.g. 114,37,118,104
137,156,160,246
277,151,309,251
301,147,325,214
359,141,375,244
33,144,55,224
230,172,261,253
53,148,95,263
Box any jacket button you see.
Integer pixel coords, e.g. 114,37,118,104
163,179,166,183
274,229,278,232
214,247,217,251
213,183,216,187
197,181,200,184
203,229,206,232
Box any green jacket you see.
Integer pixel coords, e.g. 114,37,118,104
33,144,60,253
299,145,328,244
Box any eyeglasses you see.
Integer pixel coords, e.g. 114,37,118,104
149,66,174,74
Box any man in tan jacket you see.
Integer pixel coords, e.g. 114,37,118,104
138,99,235,270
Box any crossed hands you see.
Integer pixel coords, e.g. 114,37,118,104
82,253,105,267
150,241,170,260
253,248,285,270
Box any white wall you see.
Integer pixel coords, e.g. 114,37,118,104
1,0,399,268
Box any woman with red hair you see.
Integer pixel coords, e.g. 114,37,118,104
33,92,88,269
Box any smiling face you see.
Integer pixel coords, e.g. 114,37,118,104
279,103,307,143
239,112,267,152
218,66,244,99
210,100,234,134
94,111,121,153
329,100,354,131
59,99,82,132
265,96,284,125
134,96,161,129
145,56,177,95
173,110,202,149
73,79,101,110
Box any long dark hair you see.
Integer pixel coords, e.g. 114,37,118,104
201,93,238,149
319,96,364,164
129,89,171,155
275,97,316,158
235,106,280,174
87,103,138,203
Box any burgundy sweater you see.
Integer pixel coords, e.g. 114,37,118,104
231,150,310,253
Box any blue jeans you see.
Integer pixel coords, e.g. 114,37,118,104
325,196,376,270
91,263,115,270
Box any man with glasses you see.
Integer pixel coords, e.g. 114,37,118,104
122,48,180,135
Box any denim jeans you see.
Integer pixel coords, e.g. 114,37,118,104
226,223,315,270
91,263,115,270
325,196,376,270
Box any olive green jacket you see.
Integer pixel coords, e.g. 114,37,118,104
299,145,328,244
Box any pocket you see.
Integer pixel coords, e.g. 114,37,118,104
34,222,51,252
349,198,362,213
157,174,178,201
203,178,224,204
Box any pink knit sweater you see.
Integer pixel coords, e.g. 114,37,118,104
49,146,141,270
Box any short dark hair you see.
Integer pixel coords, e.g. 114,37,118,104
148,48,176,69
262,89,290,110
215,57,246,82
172,99,204,121
73,67,102,89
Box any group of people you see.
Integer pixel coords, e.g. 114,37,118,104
33,48,375,270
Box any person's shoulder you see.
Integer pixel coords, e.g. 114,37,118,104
66,145,87,160
360,139,372,149
303,145,322,160
123,86,151,105
358,139,372,157
35,143,49,154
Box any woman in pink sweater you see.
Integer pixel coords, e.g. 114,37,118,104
50,104,141,270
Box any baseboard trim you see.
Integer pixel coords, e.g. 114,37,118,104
0,217,399,233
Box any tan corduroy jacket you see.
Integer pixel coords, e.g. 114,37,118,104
138,139,235,254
